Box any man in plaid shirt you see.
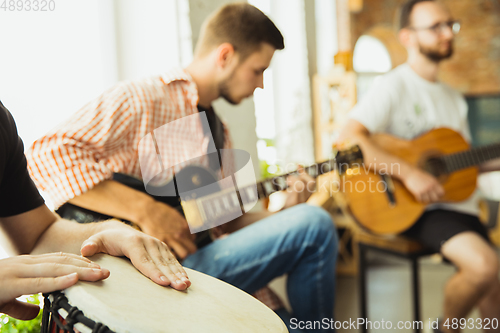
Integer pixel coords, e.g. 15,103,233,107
27,4,338,332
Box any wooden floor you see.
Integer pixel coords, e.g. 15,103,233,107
270,249,500,333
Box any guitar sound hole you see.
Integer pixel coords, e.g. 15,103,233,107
424,157,447,177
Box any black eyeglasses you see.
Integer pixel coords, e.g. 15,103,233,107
410,20,461,35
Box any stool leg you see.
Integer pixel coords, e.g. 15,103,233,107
411,256,422,333
359,244,368,333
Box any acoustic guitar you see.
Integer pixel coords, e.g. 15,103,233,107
58,146,363,248
340,127,500,235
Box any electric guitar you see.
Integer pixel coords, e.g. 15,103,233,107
58,146,363,247
340,127,500,235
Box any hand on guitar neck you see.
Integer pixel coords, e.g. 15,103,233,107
282,166,316,209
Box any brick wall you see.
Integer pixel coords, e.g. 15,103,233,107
351,0,500,95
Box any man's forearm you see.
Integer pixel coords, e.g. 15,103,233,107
337,120,415,180
0,203,122,256
345,134,414,180
479,157,500,173
68,180,153,226
30,217,104,255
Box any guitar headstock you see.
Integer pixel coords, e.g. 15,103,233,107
335,145,363,174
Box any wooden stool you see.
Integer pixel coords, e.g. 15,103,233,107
356,232,435,333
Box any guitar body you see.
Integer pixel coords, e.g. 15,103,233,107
341,128,478,235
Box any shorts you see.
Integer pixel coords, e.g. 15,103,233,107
402,209,490,253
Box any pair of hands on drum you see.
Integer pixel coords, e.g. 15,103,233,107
0,220,192,321
0,253,109,320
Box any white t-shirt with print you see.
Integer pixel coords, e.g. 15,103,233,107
349,63,479,215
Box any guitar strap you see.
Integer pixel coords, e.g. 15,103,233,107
197,105,225,173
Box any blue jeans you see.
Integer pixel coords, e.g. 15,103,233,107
183,204,338,333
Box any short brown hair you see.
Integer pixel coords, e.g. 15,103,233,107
194,3,284,60
399,0,435,30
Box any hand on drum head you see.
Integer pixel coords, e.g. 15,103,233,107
80,221,191,291
0,252,110,320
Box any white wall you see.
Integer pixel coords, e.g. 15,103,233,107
0,0,186,258
315,0,338,77
269,0,315,166
0,1,115,146
0,0,188,146
114,0,183,80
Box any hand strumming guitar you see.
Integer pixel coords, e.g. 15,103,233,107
401,167,445,203
137,199,197,260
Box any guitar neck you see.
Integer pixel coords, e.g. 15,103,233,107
181,145,362,231
444,142,500,173
252,159,337,200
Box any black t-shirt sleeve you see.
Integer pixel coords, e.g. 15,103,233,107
0,101,44,217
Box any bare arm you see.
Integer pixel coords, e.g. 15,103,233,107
68,180,152,228
0,204,189,289
0,205,60,255
479,158,500,173
337,119,444,203
337,119,415,180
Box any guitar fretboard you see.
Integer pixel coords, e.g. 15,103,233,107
182,145,363,229
443,143,500,173
254,159,339,199
192,159,338,224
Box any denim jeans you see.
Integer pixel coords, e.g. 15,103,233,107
183,204,338,333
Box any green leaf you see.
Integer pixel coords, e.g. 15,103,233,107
0,295,42,333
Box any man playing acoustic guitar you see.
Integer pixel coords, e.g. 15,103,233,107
26,3,338,332
338,1,500,332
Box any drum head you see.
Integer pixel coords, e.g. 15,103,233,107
64,254,288,333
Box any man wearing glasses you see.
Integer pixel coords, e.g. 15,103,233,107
338,0,500,332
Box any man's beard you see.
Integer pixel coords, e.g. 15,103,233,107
219,82,238,105
219,72,238,105
419,42,454,63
